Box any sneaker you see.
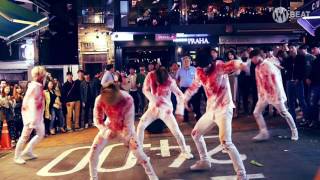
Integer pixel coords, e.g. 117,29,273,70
85,124,89,129
50,129,56,135
291,128,299,141
181,152,194,159
148,175,159,180
190,160,211,171
14,157,26,164
252,131,270,142
21,151,38,160
75,128,84,132
60,127,66,133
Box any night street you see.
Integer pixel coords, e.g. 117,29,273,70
1,0,320,180
1,117,319,180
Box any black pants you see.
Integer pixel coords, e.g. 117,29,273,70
13,111,23,139
130,91,139,114
81,103,93,128
181,87,202,121
239,78,251,114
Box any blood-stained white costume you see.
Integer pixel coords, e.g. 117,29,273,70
89,90,158,180
253,60,298,140
14,81,45,163
136,71,192,158
185,60,247,178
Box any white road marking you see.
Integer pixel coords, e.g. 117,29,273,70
168,146,191,168
37,143,152,176
211,173,265,180
160,139,170,157
37,146,91,176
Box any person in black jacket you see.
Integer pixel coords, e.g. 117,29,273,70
80,72,95,128
62,72,81,131
306,44,320,128
283,44,308,122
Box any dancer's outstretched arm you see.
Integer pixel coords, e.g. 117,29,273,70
142,73,156,103
221,60,247,74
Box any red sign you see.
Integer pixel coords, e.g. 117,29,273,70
155,34,176,41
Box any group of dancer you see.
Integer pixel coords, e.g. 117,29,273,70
13,47,299,180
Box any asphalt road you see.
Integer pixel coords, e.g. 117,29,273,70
0,123,319,180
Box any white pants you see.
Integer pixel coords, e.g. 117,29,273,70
253,99,297,132
14,123,45,158
89,129,157,180
191,107,246,176
137,107,189,153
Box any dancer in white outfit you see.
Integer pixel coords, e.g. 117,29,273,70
249,49,298,141
184,48,247,180
88,82,158,180
14,66,46,164
137,67,193,159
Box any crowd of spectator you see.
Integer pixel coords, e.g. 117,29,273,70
1,42,320,148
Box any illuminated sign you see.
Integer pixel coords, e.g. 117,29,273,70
187,37,210,45
155,34,176,41
312,0,320,11
111,32,134,41
21,39,34,61
173,37,210,45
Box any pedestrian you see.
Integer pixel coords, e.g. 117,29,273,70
306,44,320,128
128,67,139,116
88,82,158,180
136,65,147,114
238,50,251,115
298,45,315,107
184,47,247,180
13,84,24,139
283,44,308,122
101,64,115,85
0,85,16,146
249,49,298,141
80,72,95,128
52,78,66,133
226,50,241,118
137,67,193,160
176,56,200,121
14,66,46,164
44,81,58,135
92,72,102,98
62,71,81,132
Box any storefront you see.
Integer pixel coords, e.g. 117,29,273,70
113,32,219,70
78,24,114,76
219,35,302,54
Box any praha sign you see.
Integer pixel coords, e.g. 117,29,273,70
174,37,211,45
187,37,210,45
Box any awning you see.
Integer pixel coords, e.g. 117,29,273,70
297,0,320,36
0,0,48,43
